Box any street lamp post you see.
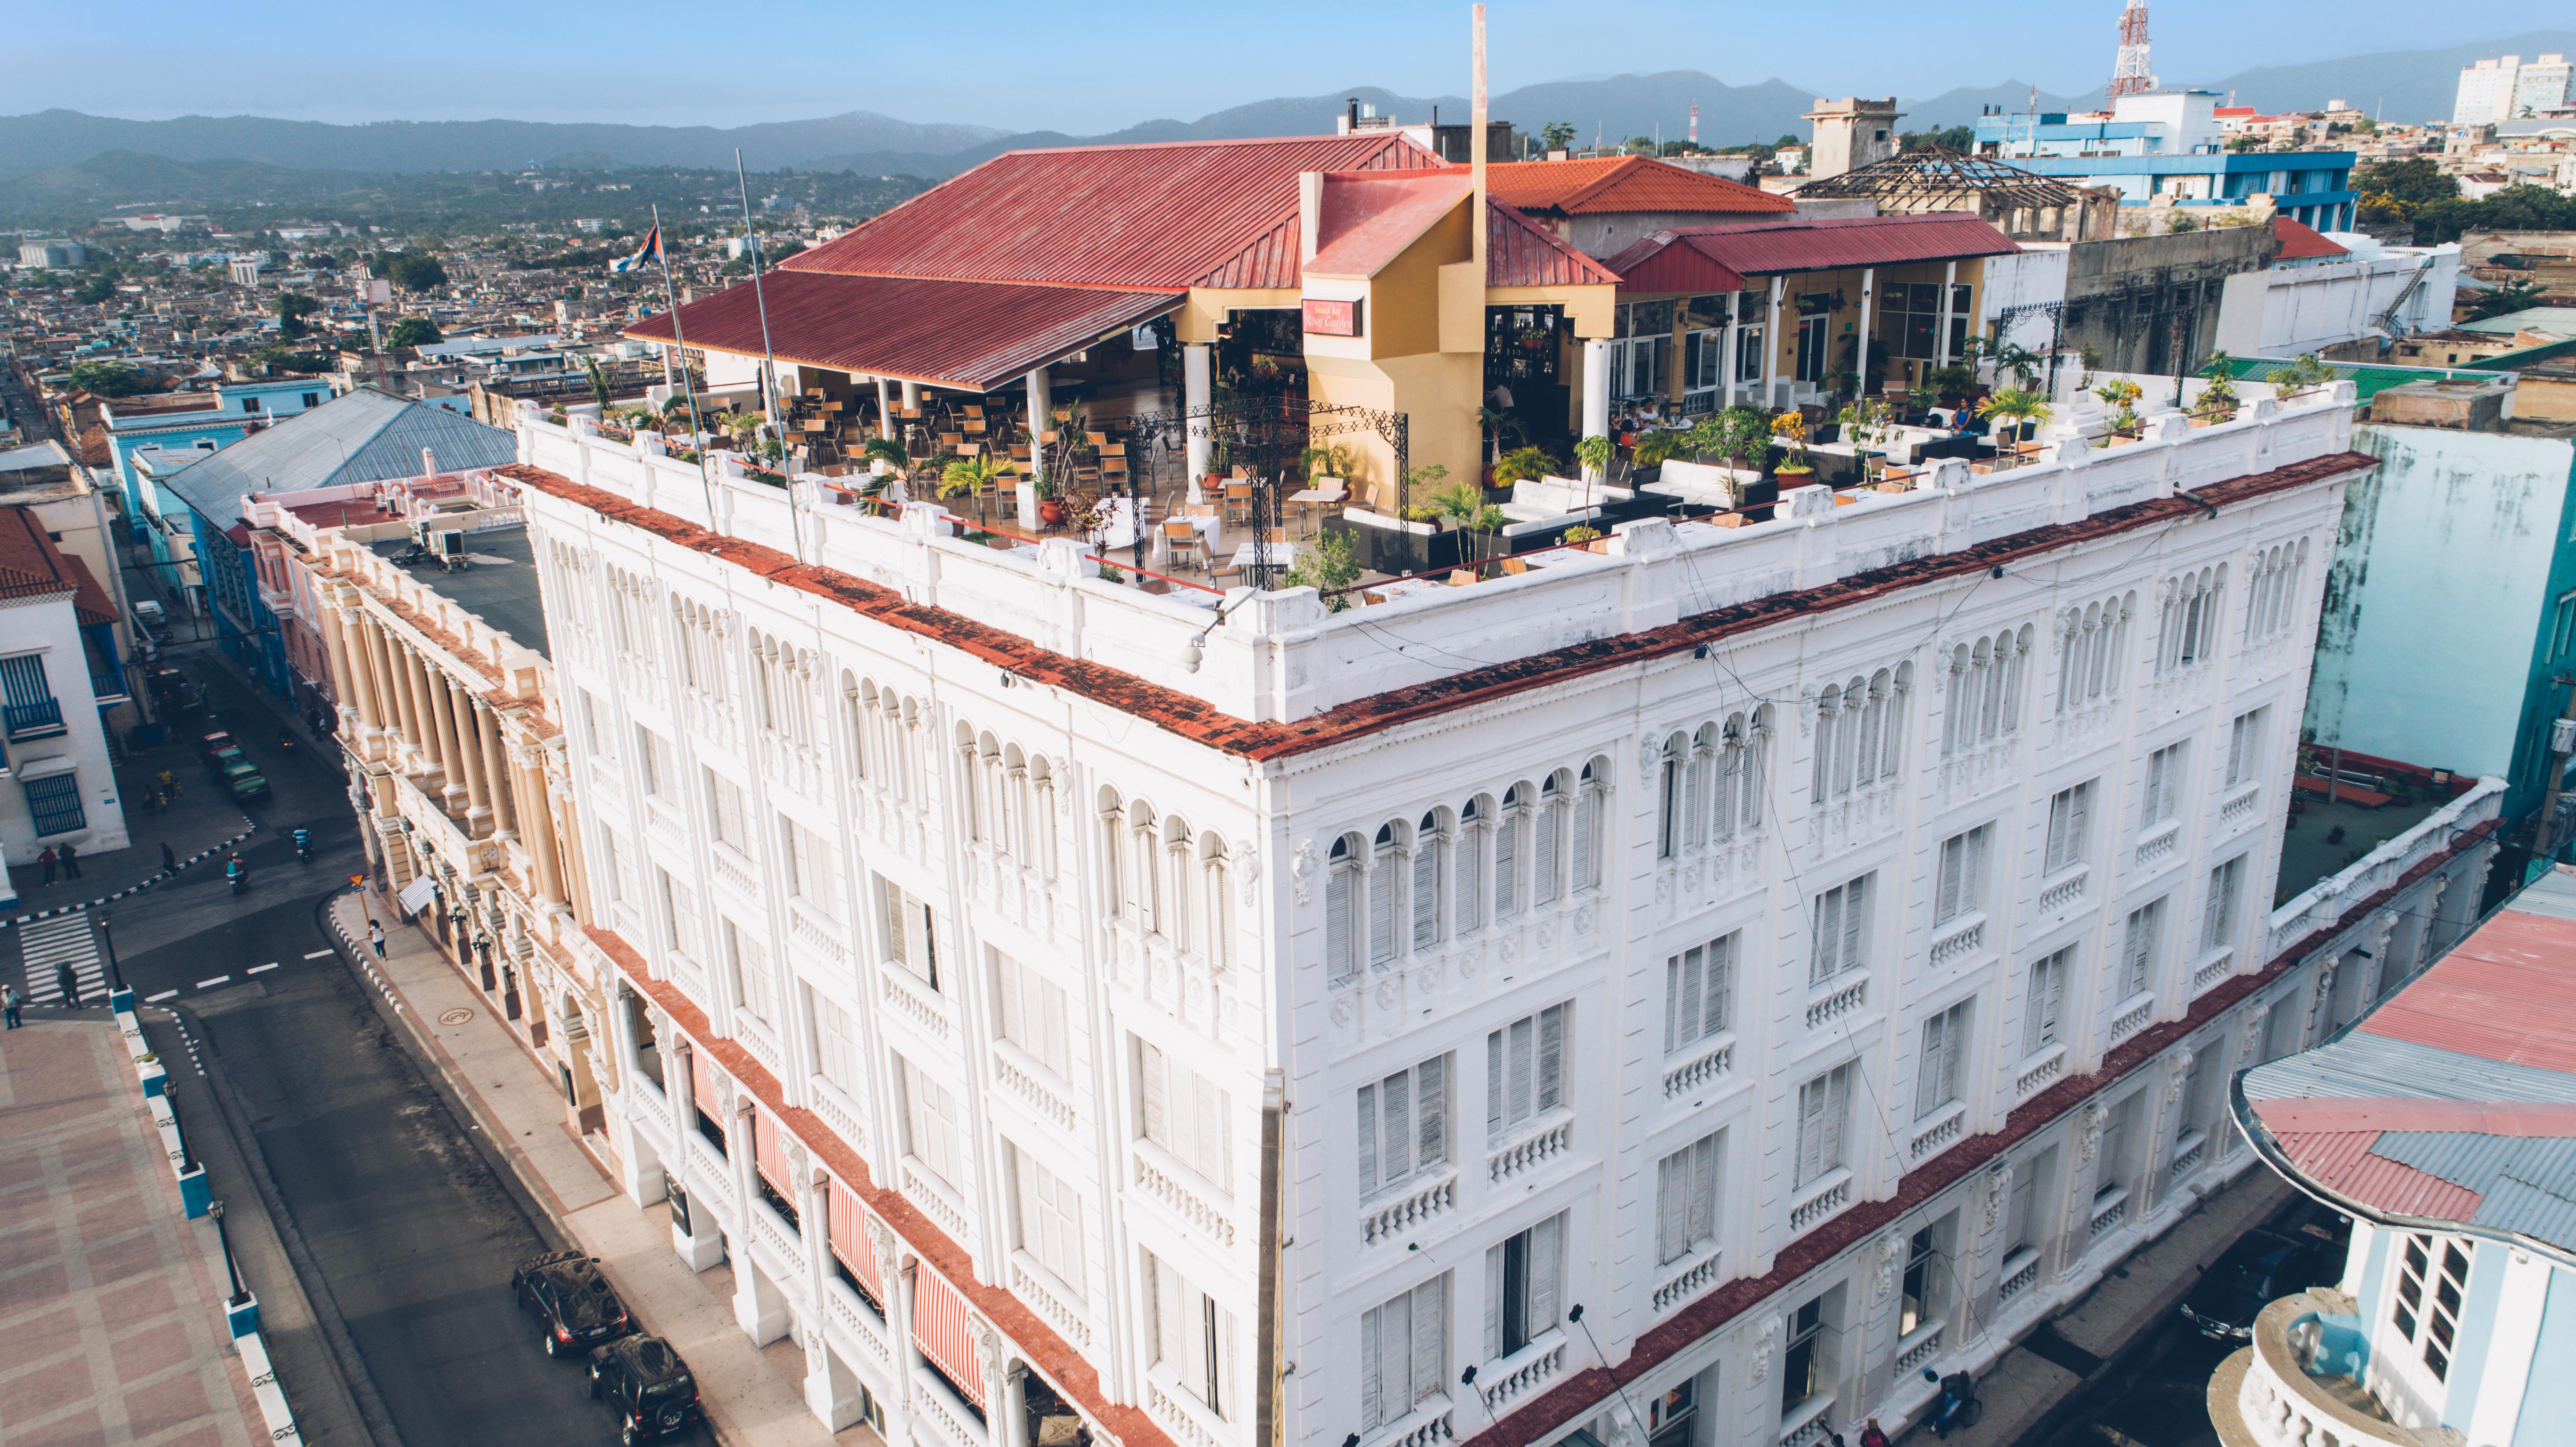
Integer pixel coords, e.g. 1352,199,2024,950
98,916,126,995
207,1200,249,1306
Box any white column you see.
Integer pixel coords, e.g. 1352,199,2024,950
1855,266,1875,402
1581,337,1611,444
1183,343,1212,502
1024,366,1050,487
1764,277,1784,407
1936,260,1958,370
1724,290,1741,409
875,376,893,440
900,379,919,410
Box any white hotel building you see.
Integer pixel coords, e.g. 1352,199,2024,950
501,380,2501,1447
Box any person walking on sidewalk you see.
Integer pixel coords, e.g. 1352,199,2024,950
37,846,56,885
161,842,177,875
368,919,387,959
55,962,78,1006
58,841,79,880
3,983,21,1028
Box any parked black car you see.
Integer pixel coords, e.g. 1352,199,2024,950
2180,1229,2325,1340
512,1250,632,1357
588,1334,700,1446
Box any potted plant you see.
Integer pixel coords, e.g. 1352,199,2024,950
1035,477,1065,527
1976,389,2053,451
1561,523,1606,552
2093,378,2144,437
1428,479,1511,566
1574,431,1616,483
1632,429,1688,475
1280,529,1362,609
2194,352,2241,423
2271,353,2338,401
940,455,1010,503
1493,445,1558,488
1768,409,1812,481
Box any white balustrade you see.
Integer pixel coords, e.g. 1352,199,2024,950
1361,1171,1457,1246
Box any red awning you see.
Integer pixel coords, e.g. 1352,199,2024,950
754,1111,793,1201
912,1266,986,1407
691,1048,722,1121
625,271,1182,394
828,1178,881,1298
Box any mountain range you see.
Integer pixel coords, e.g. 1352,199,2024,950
3,31,2568,188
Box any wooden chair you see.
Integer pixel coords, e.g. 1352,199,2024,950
940,431,965,452
1222,481,1253,526
964,419,988,436
1086,431,1109,448
963,405,985,420
1160,520,1205,572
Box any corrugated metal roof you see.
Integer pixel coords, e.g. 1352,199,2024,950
2362,910,2576,1073
1604,214,2021,295
2272,217,2350,261
160,387,515,530
2279,1132,2488,1220
786,133,1443,290
2477,1174,2576,1250
1307,171,1472,279
627,271,1181,393
1485,155,1792,217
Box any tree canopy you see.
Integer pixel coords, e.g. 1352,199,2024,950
66,360,149,396
385,316,443,348
274,291,321,340
372,249,448,292
2412,183,2576,244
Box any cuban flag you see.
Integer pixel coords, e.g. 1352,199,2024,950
610,226,661,273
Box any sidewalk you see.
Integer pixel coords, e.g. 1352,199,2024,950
5,741,258,923
323,886,869,1447
0,1017,268,1447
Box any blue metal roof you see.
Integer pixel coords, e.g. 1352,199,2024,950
158,386,515,531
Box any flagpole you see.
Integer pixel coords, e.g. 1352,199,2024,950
647,203,717,518
735,147,800,561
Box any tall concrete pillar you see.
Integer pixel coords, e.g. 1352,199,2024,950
320,604,363,729
1183,343,1213,499
401,642,439,767
1024,365,1049,493
1724,290,1742,410
1765,276,1785,407
1936,260,1958,370
419,656,462,795
517,753,567,906
900,379,919,410
1581,338,1611,444
477,703,517,835
1855,265,1876,401
448,680,490,825
875,376,894,441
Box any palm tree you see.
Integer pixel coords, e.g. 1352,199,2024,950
1976,389,2053,452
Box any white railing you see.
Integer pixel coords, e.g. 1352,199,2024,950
1135,1149,1238,1247
1147,1382,1224,1447
880,965,954,1042
2219,781,2262,830
1788,1171,1852,1234
2037,864,2089,914
710,843,757,900
1780,1394,1840,1447
751,1198,806,1277
1361,1171,1457,1246
2190,948,2237,995
788,899,850,968
2229,1295,2415,1447
1488,1113,1575,1184
2266,777,2503,960
1011,1258,1093,1349
2171,1129,2208,1179
1996,1246,2042,1303
913,1368,991,1447
903,1161,971,1241
520,378,2357,727
2108,994,2155,1044
1928,915,1986,968
1479,1334,1567,1412
995,1050,1078,1131
1909,1102,1968,1160
2134,820,2181,871
1652,1249,1726,1314
1364,1400,1456,1447
1893,1322,1945,1374
808,1078,867,1154
2015,1045,2067,1098
1806,976,1868,1029
2088,1186,2130,1239
1661,1038,1736,1099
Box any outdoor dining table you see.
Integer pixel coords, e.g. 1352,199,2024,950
1228,542,1297,568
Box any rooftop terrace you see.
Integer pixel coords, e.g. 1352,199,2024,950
510,376,2364,729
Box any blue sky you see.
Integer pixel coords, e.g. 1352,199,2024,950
12,1,2517,132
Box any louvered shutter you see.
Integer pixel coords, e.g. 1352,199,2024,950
1537,1005,1566,1113
1380,1069,1412,1184
1484,1242,1505,1359
1215,1301,1239,1420
1356,1083,1381,1197
1508,1018,1535,1125
1814,888,1842,982
1535,800,1561,904
1689,1135,1719,1245
1528,1214,1563,1334
1411,843,1440,951
1668,948,1696,1054
1407,1279,1442,1413
1457,826,1485,934
1368,859,1396,965
1915,1016,1947,1118
1825,1067,1849,1171
880,880,908,969
2068,783,2089,862
1360,1300,1385,1428
1656,1151,1688,1262
2045,791,2070,871
1797,1074,1827,1185
1684,751,1708,847
1325,865,1354,982
1706,937,1734,1036
1842,876,1867,969
1571,789,1596,890
1936,837,1963,923
1417,1055,1446,1169
1965,827,1987,912
1486,1029,1505,1136
1139,1042,1169,1151
1494,814,1519,916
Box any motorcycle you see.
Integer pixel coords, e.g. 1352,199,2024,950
226,857,247,896
294,828,313,862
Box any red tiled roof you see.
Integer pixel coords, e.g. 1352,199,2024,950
1485,155,1792,216
626,271,1181,393
2272,216,2349,261
787,134,1443,290
496,446,2374,760
1606,213,2022,292
72,424,111,468
1489,200,1623,287
0,505,112,624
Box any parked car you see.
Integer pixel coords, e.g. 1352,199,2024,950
198,730,244,769
210,758,271,800
2180,1229,2324,1340
512,1250,632,1358
587,1334,699,1445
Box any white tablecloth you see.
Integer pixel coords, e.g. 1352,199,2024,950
1229,542,1297,568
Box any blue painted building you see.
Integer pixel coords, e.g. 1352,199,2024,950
1973,91,2355,231
151,387,516,703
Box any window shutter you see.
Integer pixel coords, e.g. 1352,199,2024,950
1537,1005,1566,1114
1571,789,1595,890
1842,875,1867,969
1813,888,1841,983
1368,860,1396,965
1011,1144,1038,1252
1356,1083,1380,1197
1139,1042,1169,1150
1486,1029,1505,1136
1689,1135,1719,1245
1825,1067,1850,1172
1411,842,1439,951
2069,783,2090,863
1684,751,1708,847
1528,1214,1563,1335
1707,936,1734,1036
1484,1243,1505,1360
1408,1279,1443,1412
1535,800,1561,904
1966,827,1987,910
1936,837,1962,923
1381,1069,1412,1184
1457,826,1485,935
1508,1018,1535,1125
1326,866,1354,982
1157,1255,1187,1372
1916,1015,1946,1118
880,880,908,969
1417,1055,1447,1170
1215,1302,1239,1421
1361,1301,1385,1429
1494,814,1519,916
1656,1152,1687,1263
1796,1076,1825,1186
1197,1073,1229,1184
1669,947,1699,1055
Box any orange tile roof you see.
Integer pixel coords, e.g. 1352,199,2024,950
2272,216,2350,261
0,505,114,624
1484,155,1793,217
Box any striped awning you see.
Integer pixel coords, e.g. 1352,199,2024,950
691,1048,723,1122
911,1266,986,1407
828,1179,882,1299
754,1111,794,1201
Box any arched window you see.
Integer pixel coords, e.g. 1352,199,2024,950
1813,684,1845,802
1201,835,1234,970
1369,822,1402,966
1574,759,1607,892
1456,796,1492,936
1535,772,1571,907
1744,705,1774,829
1165,814,1195,952
1098,787,1126,914
1412,810,1447,952
1130,802,1163,934
1687,724,1718,850
2161,567,2227,673
1657,733,1686,861
2057,592,2134,712
1326,833,1363,985
955,723,986,842
1495,785,1527,920
1943,630,2029,756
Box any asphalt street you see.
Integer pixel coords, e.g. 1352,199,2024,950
62,645,701,1447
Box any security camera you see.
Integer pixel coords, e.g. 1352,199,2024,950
1183,634,1206,674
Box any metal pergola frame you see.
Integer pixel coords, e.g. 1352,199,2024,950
1116,398,1412,590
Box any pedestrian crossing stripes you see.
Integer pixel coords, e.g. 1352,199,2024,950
18,911,105,1004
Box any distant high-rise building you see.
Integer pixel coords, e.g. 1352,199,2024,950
2454,53,2570,125
2107,0,2155,98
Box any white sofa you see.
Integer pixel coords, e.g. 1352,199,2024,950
1496,476,1635,538
1639,459,1749,510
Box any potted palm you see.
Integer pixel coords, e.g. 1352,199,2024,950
939,455,1011,506
2093,378,2144,439
2193,353,2241,423
1975,390,2053,462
